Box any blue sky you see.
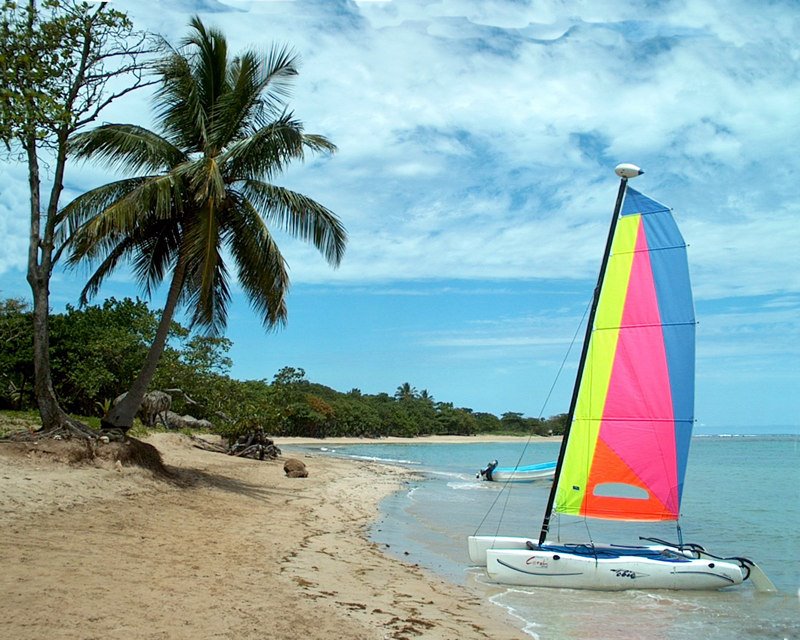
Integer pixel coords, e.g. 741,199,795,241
1,0,798,433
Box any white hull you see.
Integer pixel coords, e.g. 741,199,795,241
483,546,745,591
468,536,751,591
486,468,555,482
468,535,532,564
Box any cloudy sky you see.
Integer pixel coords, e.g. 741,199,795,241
1,0,798,432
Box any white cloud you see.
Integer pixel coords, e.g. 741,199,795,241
2,0,798,305
0,165,30,276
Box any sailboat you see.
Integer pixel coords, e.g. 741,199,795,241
467,164,775,591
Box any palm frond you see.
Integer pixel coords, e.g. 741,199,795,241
68,205,182,302
71,174,183,250
60,177,150,241
257,43,300,115
220,116,301,181
179,156,226,208
207,43,301,154
184,17,229,108
129,221,183,298
301,133,338,155
224,197,289,329
179,201,230,335
69,125,185,174
155,49,207,151
209,51,262,149
75,237,135,305
222,114,336,182
239,180,346,267
183,16,230,148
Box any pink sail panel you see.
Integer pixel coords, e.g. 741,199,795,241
582,216,679,521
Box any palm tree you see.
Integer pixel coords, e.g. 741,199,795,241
394,382,418,402
63,17,346,431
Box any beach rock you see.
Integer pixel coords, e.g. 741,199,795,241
284,458,308,478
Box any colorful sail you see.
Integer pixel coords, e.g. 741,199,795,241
554,187,695,521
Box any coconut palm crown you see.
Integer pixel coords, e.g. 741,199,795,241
63,17,346,430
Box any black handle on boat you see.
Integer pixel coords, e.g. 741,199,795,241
538,175,630,547
639,536,706,553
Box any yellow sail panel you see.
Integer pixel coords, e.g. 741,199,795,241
555,214,641,515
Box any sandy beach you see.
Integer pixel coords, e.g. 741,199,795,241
0,433,532,639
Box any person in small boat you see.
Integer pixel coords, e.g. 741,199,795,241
477,460,498,481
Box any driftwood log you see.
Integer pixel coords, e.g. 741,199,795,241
190,431,281,461
165,411,213,431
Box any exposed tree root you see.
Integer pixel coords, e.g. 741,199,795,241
3,417,100,442
0,434,170,477
0,416,169,477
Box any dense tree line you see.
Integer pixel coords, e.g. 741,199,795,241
0,298,567,439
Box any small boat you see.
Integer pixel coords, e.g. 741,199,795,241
477,460,556,482
467,164,776,592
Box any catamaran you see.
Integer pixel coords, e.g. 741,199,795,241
467,164,775,591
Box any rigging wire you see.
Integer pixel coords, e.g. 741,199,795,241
472,297,593,536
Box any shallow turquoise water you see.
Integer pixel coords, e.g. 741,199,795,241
295,436,800,639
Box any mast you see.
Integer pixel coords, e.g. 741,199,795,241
537,163,643,546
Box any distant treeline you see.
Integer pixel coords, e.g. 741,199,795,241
0,297,567,439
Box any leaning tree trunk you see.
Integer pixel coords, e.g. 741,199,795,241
101,256,187,432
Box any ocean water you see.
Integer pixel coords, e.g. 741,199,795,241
295,437,800,639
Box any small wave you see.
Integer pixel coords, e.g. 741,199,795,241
635,591,706,612
343,454,420,465
427,470,474,481
489,589,543,639
447,481,491,491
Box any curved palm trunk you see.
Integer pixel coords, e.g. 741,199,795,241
101,255,187,431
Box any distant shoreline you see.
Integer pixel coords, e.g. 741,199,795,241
277,434,562,446
276,432,799,447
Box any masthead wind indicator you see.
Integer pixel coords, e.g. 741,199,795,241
615,163,644,179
